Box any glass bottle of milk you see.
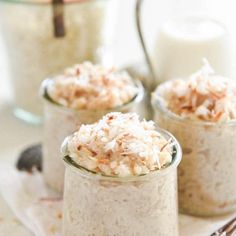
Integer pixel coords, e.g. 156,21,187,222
138,0,236,84
154,16,233,82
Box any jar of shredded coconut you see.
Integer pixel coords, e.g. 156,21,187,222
0,0,117,124
152,60,236,216
61,112,181,236
41,63,144,193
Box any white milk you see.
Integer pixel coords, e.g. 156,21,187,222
153,16,234,83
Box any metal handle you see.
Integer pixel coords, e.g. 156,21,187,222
210,217,236,236
135,0,156,91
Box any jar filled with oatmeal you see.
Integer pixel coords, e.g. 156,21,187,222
0,0,117,124
152,60,236,216
41,62,144,192
61,112,182,236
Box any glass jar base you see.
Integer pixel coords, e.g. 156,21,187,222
14,108,42,125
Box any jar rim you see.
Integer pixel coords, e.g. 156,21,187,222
0,0,106,6
62,127,182,182
40,74,145,114
152,82,236,127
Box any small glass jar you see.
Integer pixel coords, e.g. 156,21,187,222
41,78,144,193
152,87,236,216
0,0,117,124
61,129,181,236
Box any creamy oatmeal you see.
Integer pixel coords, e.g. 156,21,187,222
42,63,144,192
62,112,181,236
152,61,236,216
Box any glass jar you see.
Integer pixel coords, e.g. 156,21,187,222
152,86,236,216
41,78,144,193
136,0,236,85
0,0,117,124
62,128,181,236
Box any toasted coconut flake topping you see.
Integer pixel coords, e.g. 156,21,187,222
66,112,173,177
47,62,138,110
154,60,236,122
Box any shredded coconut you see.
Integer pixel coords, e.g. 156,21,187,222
154,60,236,122
66,112,173,177
47,62,138,110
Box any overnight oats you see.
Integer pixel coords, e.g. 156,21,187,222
152,61,236,216
62,112,181,236
0,0,116,123
41,62,144,192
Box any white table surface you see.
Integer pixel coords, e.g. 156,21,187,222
0,1,236,235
